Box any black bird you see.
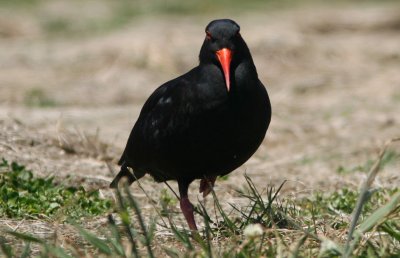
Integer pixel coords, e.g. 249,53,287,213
110,19,271,230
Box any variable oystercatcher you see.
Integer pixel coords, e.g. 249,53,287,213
110,19,271,230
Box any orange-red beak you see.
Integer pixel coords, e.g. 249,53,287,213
216,48,232,91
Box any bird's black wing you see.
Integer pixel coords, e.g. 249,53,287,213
118,68,201,168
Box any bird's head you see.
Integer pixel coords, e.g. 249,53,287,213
199,19,251,92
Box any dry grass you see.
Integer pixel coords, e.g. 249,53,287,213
1,0,400,256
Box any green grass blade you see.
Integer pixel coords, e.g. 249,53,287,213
244,174,266,210
380,221,400,241
344,138,400,258
20,242,31,258
258,180,287,225
163,247,181,258
210,188,237,233
43,245,74,258
5,231,74,258
6,231,44,244
274,209,329,245
107,214,126,256
197,202,214,257
168,219,194,250
0,236,13,258
264,180,286,212
244,175,263,199
358,191,400,233
345,191,400,257
124,183,155,258
289,234,308,258
72,222,112,255
365,241,379,258
114,185,139,258
196,199,213,225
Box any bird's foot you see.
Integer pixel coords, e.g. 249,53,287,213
199,176,217,197
180,197,198,231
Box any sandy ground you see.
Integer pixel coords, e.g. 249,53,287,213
1,2,400,247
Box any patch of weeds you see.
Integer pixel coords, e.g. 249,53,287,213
3,183,158,257
337,150,399,174
336,160,374,174
2,178,400,257
300,187,399,221
0,158,111,219
24,88,57,108
306,188,358,215
327,188,360,214
2,139,400,257
159,188,177,217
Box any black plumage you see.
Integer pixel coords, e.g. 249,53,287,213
110,19,271,230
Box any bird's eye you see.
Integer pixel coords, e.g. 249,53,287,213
206,31,212,40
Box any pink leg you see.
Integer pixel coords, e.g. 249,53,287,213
199,176,217,197
178,179,197,231
180,197,197,231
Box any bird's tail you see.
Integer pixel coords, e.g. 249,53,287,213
109,163,145,188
